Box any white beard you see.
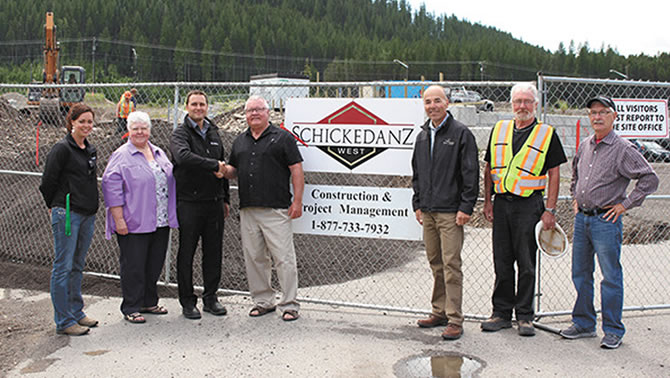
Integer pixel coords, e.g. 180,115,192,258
515,110,534,122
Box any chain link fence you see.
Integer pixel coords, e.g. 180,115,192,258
0,78,668,321
536,75,670,316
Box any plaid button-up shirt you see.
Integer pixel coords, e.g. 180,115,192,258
571,130,658,210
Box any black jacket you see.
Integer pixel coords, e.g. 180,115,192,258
411,113,479,215
170,116,230,203
39,134,99,215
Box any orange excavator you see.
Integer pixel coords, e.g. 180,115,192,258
27,12,86,124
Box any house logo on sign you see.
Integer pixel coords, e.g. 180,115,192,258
288,100,418,170
285,98,423,175
314,101,388,169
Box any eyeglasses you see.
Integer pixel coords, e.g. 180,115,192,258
245,107,268,114
587,110,612,117
512,99,536,106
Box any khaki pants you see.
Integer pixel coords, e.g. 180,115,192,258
422,212,464,325
240,208,299,312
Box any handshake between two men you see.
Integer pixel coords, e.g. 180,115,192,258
215,160,235,179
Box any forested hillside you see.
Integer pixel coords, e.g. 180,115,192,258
1,0,668,83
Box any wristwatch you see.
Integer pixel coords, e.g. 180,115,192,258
545,208,556,215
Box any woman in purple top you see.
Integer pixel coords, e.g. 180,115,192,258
102,111,178,323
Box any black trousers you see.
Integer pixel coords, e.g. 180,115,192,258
117,227,170,315
116,117,127,133
491,193,544,321
176,199,224,308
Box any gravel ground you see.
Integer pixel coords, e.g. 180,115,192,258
2,95,670,377
0,261,130,376
2,259,669,378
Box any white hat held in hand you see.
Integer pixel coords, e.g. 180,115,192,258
535,220,568,258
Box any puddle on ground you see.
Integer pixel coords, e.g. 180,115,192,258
395,353,483,377
84,349,110,356
20,358,59,374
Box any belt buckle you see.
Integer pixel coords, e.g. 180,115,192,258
500,193,519,201
581,208,598,216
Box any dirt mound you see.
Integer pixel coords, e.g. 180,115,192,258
1,92,30,111
210,104,287,133
0,103,420,293
0,97,40,164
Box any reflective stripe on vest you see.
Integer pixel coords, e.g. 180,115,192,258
490,120,553,197
117,99,135,118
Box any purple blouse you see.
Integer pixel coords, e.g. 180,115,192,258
102,141,178,239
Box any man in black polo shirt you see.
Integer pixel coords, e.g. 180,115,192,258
170,90,230,319
223,95,304,322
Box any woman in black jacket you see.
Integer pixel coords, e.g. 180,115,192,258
39,103,99,336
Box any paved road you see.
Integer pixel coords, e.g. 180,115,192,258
5,289,669,377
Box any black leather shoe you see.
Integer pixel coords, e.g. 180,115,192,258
481,316,512,332
182,306,201,319
203,301,227,316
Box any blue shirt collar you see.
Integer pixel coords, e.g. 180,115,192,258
430,114,449,131
186,116,210,138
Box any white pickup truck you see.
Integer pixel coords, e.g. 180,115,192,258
448,87,494,111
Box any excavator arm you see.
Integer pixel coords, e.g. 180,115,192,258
29,12,85,124
43,12,59,84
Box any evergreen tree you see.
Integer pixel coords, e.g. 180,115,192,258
201,40,215,82
0,0,668,82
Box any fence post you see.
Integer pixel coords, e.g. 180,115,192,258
316,72,320,97
535,72,545,317
537,72,546,123
165,84,180,282
172,84,180,131
536,249,543,316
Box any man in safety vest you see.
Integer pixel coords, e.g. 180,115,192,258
481,82,567,336
116,91,136,133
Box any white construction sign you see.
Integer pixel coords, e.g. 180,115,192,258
613,98,669,138
292,184,422,241
285,98,424,176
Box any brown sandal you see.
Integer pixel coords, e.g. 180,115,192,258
282,310,299,322
124,312,146,324
248,306,276,317
140,305,168,315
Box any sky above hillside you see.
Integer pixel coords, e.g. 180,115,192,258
408,0,669,57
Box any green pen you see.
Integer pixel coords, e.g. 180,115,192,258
65,193,71,236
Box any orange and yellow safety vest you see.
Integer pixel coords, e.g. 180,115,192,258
117,98,135,119
489,120,554,197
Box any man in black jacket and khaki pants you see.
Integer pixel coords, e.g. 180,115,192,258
170,90,230,319
412,85,479,340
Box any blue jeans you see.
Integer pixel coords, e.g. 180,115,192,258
50,207,95,331
571,212,625,337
